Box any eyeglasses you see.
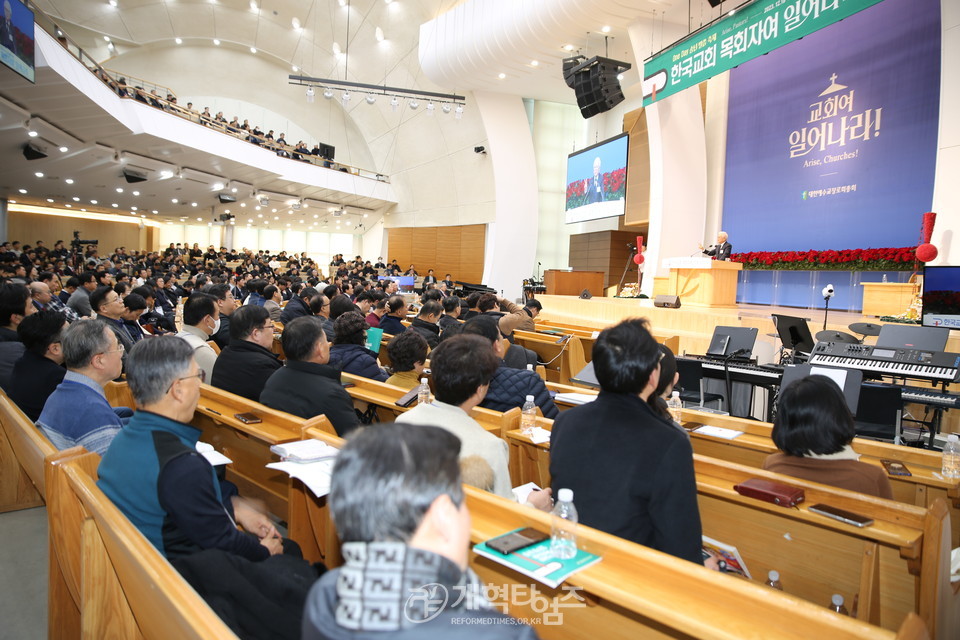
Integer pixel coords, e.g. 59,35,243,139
165,370,205,394
101,343,125,356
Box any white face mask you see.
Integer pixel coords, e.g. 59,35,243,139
210,317,221,336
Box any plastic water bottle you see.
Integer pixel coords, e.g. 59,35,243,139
830,594,849,615
667,391,683,424
942,434,960,478
550,488,578,560
764,570,783,591
520,395,536,436
417,378,431,406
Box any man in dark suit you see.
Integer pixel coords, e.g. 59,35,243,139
587,156,604,203
700,231,732,261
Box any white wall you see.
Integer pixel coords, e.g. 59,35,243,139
931,1,960,265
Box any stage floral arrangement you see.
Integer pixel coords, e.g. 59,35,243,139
730,247,916,271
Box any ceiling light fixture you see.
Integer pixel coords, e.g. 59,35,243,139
65,178,74,184
323,88,334,99
601,25,611,33
59,146,69,152
426,102,435,116
292,65,298,72
250,47,257,54
34,171,43,178
27,130,37,137
409,100,419,109
365,94,376,104
292,17,301,30
498,73,506,79
213,39,221,45
18,188,26,194
175,37,183,45
375,27,385,42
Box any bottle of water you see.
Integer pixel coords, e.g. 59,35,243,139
417,378,431,406
942,434,960,478
520,395,536,436
667,391,683,424
830,594,849,615
764,570,783,591
882,273,888,283
550,488,578,560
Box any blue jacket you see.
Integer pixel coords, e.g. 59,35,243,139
480,363,559,419
37,371,123,455
378,314,406,336
279,296,311,325
329,343,388,382
98,410,266,561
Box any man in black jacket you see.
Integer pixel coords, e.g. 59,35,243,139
207,283,236,349
549,318,704,565
408,301,442,349
8,310,67,421
210,305,281,401
259,317,359,436
279,286,319,325
462,316,558,419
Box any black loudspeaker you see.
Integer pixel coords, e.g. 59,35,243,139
579,289,593,300
122,168,148,183
563,56,630,119
218,193,237,204
707,0,724,7
22,142,48,160
654,295,681,309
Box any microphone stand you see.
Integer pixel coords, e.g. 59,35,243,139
822,294,831,331
616,247,638,297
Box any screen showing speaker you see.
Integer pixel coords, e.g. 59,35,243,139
921,265,960,331
0,0,34,83
564,132,628,225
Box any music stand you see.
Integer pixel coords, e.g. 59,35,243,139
772,315,815,363
877,324,949,352
706,326,759,359
779,364,863,415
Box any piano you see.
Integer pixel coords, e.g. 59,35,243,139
900,387,960,409
808,342,960,384
686,355,784,387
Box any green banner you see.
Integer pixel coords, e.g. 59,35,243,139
642,0,885,106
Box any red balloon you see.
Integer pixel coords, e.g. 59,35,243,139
916,243,938,262
633,253,645,265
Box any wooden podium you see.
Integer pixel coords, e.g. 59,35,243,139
544,270,605,297
661,257,742,308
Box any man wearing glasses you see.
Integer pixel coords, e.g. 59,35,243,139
37,320,126,455
210,305,281,401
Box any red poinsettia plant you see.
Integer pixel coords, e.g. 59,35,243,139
730,247,916,271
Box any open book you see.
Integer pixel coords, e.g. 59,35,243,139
473,529,602,589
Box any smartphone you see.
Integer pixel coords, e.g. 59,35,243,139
486,527,549,555
808,503,874,528
234,412,262,424
395,387,419,408
555,334,572,344
880,459,912,477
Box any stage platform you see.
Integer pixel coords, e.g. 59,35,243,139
536,294,960,365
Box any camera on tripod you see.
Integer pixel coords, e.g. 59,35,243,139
71,230,98,249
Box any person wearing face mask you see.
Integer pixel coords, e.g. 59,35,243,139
174,293,220,382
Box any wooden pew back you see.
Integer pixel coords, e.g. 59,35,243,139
0,392,54,510
512,332,587,385
682,407,960,548
287,423,925,640
500,420,953,637
46,448,239,639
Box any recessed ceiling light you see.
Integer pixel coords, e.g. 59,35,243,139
18,188,26,194
224,209,230,214
116,187,124,193
191,202,198,207
257,213,263,218
34,172,43,178
363,213,369,218
212,182,224,190
108,0,117,7
240,202,246,207
46,198,54,203
151,210,158,214
292,65,299,72
175,37,183,45
81,208,87,212
498,73,506,79
601,25,611,34
250,46,257,54
197,217,202,222
72,197,79,201
292,17,301,30
160,170,173,179
27,131,38,137
131,206,138,211
249,1,258,11
65,178,74,184
171,198,178,203
65,204,71,208
231,187,238,193
91,200,98,204
59,146,69,152
274,216,279,220
375,27,385,42
213,39,221,46
107,43,115,50
332,42,342,56
563,44,574,51
132,190,139,196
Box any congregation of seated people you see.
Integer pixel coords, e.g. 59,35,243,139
1,237,927,638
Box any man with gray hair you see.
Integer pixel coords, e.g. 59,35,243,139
98,337,284,561
36,320,125,455
302,424,537,639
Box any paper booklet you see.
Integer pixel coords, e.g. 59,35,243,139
473,529,602,589
270,439,340,463
267,459,336,498
196,442,232,466
701,535,751,579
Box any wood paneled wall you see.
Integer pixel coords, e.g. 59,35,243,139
386,224,486,284
7,211,151,254
623,107,651,227
569,230,642,289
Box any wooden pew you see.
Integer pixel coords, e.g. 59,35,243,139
342,372,520,435
500,424,954,638
46,448,239,639
681,408,960,549
513,332,587,385
534,319,681,360
287,426,927,640
0,392,54,511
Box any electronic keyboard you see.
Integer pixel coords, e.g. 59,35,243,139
808,341,960,383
